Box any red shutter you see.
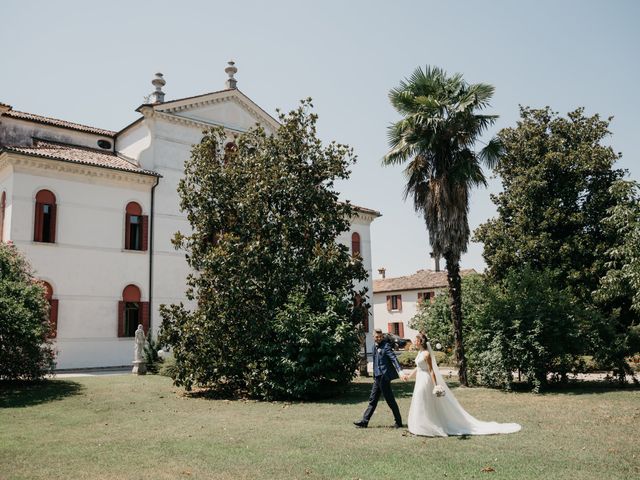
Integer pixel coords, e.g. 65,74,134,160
429,292,435,303
49,299,59,338
387,322,393,333
118,301,125,337
141,215,149,251
34,202,43,242
124,214,131,249
398,322,404,338
417,292,424,304
141,301,150,334
363,311,369,332
49,204,57,243
386,295,391,312
397,295,402,312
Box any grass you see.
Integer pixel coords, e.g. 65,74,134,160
0,375,638,480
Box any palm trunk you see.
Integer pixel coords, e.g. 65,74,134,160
444,254,468,386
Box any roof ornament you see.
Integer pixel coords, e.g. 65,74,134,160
225,61,238,89
149,73,166,104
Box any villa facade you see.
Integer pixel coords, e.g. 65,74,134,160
0,64,380,369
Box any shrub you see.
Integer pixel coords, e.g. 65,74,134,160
143,335,161,374
397,351,417,368
469,267,582,392
0,243,55,380
253,292,360,400
159,355,178,379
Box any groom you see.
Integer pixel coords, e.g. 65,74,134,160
354,329,405,428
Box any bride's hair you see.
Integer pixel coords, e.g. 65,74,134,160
417,332,429,350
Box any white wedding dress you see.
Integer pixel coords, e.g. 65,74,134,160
407,344,521,437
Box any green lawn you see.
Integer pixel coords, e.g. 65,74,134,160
0,375,638,480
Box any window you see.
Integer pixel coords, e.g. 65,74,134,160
386,294,402,312
0,191,5,241
42,281,59,338
417,291,435,305
118,285,150,337
124,302,140,337
34,190,57,243
125,202,148,251
351,232,361,257
388,322,404,337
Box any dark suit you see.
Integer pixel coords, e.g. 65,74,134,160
361,340,403,426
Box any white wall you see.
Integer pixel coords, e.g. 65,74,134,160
10,166,153,368
0,162,13,242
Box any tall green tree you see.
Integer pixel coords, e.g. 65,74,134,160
384,66,500,385
0,243,55,380
594,180,640,366
159,100,368,399
474,107,634,380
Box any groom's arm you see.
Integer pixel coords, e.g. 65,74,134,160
383,343,404,377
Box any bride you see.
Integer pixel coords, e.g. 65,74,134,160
404,333,521,437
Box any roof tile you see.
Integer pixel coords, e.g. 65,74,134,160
2,141,159,176
3,109,116,137
373,269,478,293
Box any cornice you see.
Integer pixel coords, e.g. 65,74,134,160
154,110,246,134
157,91,279,132
1,152,158,186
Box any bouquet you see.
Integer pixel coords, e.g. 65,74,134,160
433,385,446,397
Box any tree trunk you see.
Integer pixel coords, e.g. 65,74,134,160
445,254,468,386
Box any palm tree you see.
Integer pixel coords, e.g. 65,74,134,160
384,66,501,386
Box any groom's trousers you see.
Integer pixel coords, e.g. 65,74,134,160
362,375,402,425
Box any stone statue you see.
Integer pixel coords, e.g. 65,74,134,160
132,324,147,375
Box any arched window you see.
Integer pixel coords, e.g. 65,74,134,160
124,202,148,251
118,284,149,337
351,232,361,257
42,281,59,338
34,190,57,243
0,191,6,242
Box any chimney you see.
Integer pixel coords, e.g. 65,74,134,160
430,252,441,272
225,60,238,89
377,267,386,279
149,73,166,104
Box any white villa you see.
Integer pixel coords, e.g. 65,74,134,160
373,268,477,342
0,63,380,369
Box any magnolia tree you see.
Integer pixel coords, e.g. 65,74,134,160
0,243,55,380
159,100,368,399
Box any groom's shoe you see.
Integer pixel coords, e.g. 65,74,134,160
353,420,368,428
394,422,404,429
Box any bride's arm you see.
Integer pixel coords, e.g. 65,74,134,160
407,366,417,380
425,352,438,386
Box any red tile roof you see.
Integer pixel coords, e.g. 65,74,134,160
2,141,160,176
2,108,116,137
373,269,478,293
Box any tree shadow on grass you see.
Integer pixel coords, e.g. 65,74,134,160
318,378,422,405
532,380,640,396
0,380,84,408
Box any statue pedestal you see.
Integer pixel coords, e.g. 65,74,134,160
132,360,147,375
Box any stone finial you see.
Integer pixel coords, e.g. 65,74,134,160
225,61,238,89
149,72,166,104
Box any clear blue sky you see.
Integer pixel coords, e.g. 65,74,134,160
2,0,638,278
